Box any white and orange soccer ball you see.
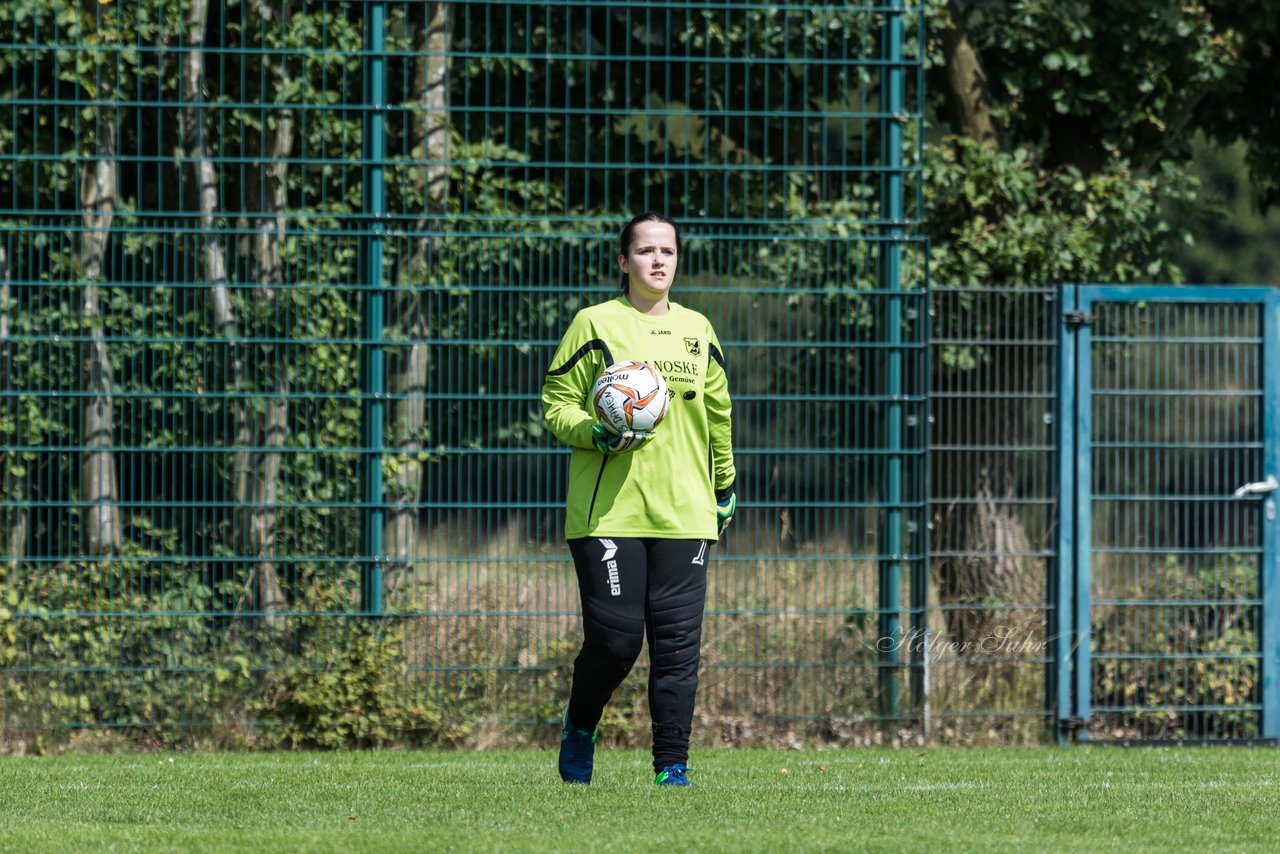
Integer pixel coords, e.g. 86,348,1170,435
592,361,670,433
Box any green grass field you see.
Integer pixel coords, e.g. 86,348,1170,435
1,746,1278,852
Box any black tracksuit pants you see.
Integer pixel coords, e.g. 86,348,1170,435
566,536,710,773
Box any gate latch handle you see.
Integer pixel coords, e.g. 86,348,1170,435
1233,475,1279,498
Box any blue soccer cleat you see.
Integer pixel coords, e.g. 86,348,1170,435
558,709,596,784
654,763,692,786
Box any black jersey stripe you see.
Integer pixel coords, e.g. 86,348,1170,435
709,342,726,373
547,338,613,376
586,456,610,527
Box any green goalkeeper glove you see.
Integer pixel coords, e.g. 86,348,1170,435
716,486,737,536
592,422,654,455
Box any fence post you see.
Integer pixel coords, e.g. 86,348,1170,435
877,0,906,726
1054,285,1078,744
1261,293,1280,739
360,1,387,616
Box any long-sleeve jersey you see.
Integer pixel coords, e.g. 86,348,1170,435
542,295,736,541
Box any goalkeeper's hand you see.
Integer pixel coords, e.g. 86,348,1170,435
716,486,737,536
592,422,653,455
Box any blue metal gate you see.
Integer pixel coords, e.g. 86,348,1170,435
1057,285,1280,742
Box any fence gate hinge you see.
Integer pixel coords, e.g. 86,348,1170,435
1059,716,1086,734
1064,311,1093,329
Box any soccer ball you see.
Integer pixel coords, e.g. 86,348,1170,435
592,360,669,433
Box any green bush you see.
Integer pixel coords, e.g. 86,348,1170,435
252,623,443,750
1092,554,1258,739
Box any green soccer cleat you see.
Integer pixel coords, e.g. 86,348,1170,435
654,763,692,786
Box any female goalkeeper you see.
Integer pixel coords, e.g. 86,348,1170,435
541,212,737,787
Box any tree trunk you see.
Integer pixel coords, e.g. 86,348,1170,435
232,0,298,631
183,0,266,624
0,245,25,567
183,0,239,350
383,2,449,603
931,0,997,148
241,370,289,626
930,391,1040,650
79,120,122,556
249,0,295,303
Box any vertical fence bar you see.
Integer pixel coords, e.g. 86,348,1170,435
361,2,387,616
1072,291,1094,740
877,0,905,723
912,265,932,733
1055,284,1077,743
909,11,930,734
1262,292,1280,739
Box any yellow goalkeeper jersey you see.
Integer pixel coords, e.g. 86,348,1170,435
541,295,735,541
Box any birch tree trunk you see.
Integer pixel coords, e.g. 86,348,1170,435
79,118,122,556
383,2,449,603
183,0,276,627
236,0,297,629
243,366,289,627
0,246,26,566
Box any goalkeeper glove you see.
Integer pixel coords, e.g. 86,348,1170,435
592,422,653,455
716,486,737,536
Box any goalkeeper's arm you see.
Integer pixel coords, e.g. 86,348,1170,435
541,314,603,450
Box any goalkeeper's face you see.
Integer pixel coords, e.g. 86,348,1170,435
618,221,679,299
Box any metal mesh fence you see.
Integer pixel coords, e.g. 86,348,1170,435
927,286,1059,743
0,1,935,746
14,2,1261,748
